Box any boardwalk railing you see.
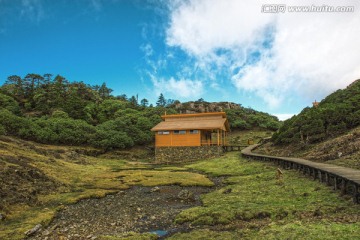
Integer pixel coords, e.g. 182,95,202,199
223,145,248,152
241,144,360,204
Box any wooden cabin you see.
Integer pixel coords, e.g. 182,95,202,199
151,112,230,147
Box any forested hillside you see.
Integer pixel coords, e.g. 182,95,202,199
272,79,360,145
0,73,280,150
170,100,280,131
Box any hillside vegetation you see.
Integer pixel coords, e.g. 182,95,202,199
256,80,360,169
273,79,360,145
0,73,280,150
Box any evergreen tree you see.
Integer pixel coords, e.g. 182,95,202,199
156,93,166,107
4,75,24,100
98,82,113,99
129,95,138,107
140,98,149,107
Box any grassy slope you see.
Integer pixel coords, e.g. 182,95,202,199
0,137,212,239
228,129,273,145
168,152,360,239
255,126,360,170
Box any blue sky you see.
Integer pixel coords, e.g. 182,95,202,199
1,0,359,120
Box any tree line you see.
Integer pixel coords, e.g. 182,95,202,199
0,73,280,150
0,73,178,150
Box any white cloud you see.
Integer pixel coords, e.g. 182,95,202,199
273,113,296,121
164,0,360,109
166,0,273,56
151,76,204,99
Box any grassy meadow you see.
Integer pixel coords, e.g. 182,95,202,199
1,134,360,239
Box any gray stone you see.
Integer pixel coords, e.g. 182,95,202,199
42,230,50,236
150,186,160,193
177,189,194,201
25,224,42,236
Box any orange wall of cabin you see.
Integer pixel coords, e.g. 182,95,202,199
155,131,201,147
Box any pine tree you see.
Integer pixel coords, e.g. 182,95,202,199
140,98,149,107
156,93,166,107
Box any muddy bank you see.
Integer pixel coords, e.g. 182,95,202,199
29,183,219,239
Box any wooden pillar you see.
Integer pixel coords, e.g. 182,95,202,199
319,171,322,182
325,173,330,186
221,130,223,146
225,131,227,146
223,130,225,145
341,179,347,195
334,177,338,190
353,184,359,204
217,129,220,146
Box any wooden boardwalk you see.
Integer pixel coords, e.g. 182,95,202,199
241,144,360,203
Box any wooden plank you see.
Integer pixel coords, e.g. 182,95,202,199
155,130,201,147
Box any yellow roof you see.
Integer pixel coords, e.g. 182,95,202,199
161,112,227,120
151,112,230,131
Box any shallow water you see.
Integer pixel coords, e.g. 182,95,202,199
150,229,168,236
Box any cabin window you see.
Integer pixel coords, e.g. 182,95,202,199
190,130,199,134
173,130,186,134
158,131,170,135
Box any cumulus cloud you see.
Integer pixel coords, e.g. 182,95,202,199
166,0,273,56
164,0,360,109
151,76,204,99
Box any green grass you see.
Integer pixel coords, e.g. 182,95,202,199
171,152,360,239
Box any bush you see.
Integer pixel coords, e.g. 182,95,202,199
51,110,69,119
0,124,5,135
0,93,20,114
92,129,134,150
0,109,29,135
33,117,96,145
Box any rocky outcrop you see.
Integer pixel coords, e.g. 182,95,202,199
172,101,242,114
